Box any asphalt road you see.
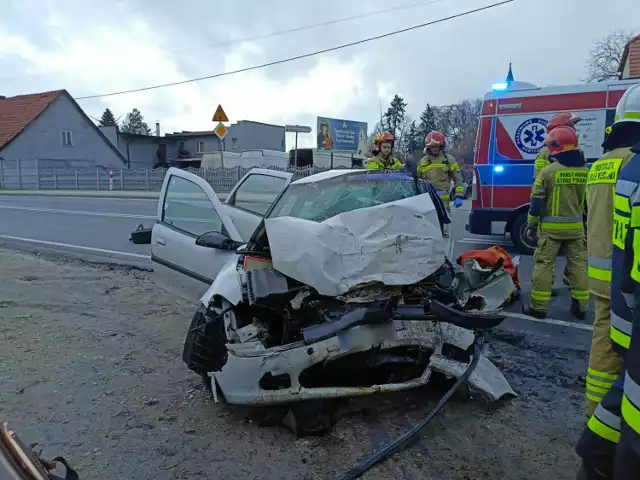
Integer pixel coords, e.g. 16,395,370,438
0,195,593,342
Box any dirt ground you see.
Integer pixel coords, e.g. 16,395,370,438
0,249,588,479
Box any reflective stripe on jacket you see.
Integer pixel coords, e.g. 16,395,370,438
366,156,404,170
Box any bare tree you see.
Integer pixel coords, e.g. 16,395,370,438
584,30,634,83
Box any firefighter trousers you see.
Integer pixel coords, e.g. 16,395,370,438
585,295,624,417
576,374,640,479
530,233,589,313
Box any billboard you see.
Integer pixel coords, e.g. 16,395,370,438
317,117,368,155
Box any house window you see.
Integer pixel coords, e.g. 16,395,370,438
61,131,73,146
196,141,205,154
232,138,238,149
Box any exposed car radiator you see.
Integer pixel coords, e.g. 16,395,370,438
247,267,290,305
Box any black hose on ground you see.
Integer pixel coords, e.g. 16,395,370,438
334,332,485,480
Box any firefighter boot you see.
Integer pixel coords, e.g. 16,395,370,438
566,237,589,318
522,304,546,319
576,463,611,480
572,299,587,320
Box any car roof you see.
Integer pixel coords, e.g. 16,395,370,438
291,169,414,185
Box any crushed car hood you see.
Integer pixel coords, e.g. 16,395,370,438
264,194,447,297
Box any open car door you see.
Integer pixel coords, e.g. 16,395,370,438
222,168,294,241
151,168,243,304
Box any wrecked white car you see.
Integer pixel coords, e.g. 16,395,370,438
151,167,517,417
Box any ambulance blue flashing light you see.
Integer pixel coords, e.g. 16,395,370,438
492,82,509,91
494,165,505,173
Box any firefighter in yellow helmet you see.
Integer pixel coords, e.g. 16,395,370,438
576,83,640,480
583,85,640,417
418,131,464,211
523,125,589,319
366,131,404,170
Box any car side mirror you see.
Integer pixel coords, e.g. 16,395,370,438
195,231,241,250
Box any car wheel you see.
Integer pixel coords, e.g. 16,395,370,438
511,212,537,255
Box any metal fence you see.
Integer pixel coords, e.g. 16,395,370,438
0,159,335,192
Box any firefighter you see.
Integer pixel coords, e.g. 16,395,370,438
584,84,640,417
523,125,589,319
417,131,464,211
534,112,582,178
366,131,404,170
534,113,582,290
576,84,640,480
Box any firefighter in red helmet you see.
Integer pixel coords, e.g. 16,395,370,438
366,131,403,170
534,112,582,177
418,131,464,211
534,113,582,291
524,125,589,320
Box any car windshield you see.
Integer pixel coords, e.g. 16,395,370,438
267,172,421,222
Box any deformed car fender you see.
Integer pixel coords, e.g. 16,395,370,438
200,258,243,307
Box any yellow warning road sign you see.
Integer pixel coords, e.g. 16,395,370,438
214,122,229,140
212,105,229,122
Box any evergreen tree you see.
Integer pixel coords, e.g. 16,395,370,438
382,94,407,137
418,103,438,139
120,108,151,135
99,108,117,127
405,121,423,155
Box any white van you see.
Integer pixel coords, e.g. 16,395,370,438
200,152,242,169
240,149,289,169
290,148,364,169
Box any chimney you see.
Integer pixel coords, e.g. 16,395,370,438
620,34,640,79
155,121,160,137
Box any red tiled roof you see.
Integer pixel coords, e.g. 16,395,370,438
0,90,64,149
619,33,640,75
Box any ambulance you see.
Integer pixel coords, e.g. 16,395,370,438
466,77,640,254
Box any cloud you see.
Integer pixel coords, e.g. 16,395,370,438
1,0,640,150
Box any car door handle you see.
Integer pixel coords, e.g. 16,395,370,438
156,238,166,246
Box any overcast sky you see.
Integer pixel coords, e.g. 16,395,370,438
1,0,639,149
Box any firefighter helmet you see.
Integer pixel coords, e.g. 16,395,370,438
546,125,579,155
425,131,445,148
547,112,581,132
613,83,640,125
375,131,395,147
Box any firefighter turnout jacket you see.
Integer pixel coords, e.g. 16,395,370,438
533,146,551,178
417,152,463,202
587,147,636,298
365,155,404,171
527,156,588,239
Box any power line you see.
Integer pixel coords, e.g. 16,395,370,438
0,0,449,82
76,0,517,101
167,0,450,54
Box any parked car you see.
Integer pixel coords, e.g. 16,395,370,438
151,168,516,412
